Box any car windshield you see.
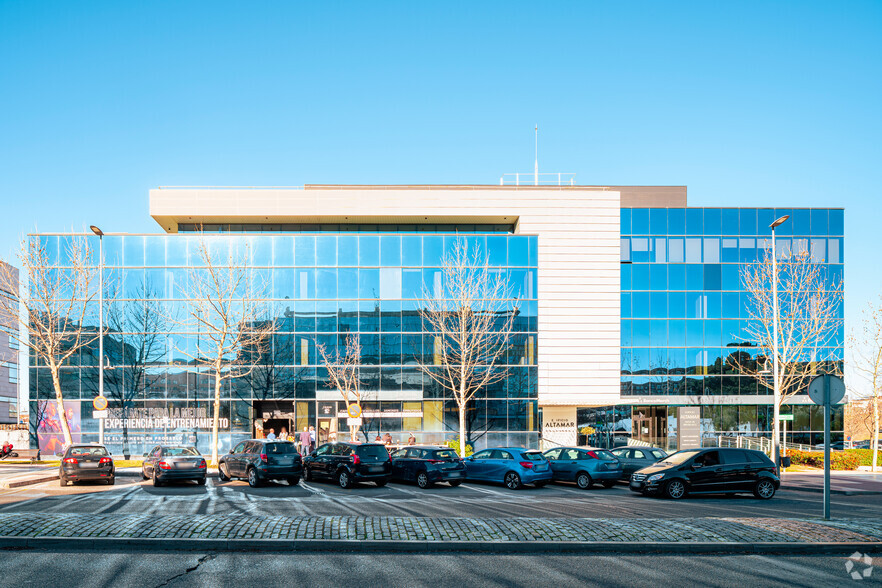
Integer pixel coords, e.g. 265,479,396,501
164,447,199,457
660,450,700,465
356,445,390,458
521,451,546,461
266,442,298,455
593,450,616,461
68,447,107,457
433,449,459,460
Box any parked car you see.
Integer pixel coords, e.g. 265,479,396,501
463,447,552,490
611,446,668,480
543,447,622,489
59,444,115,486
218,439,303,487
302,442,392,489
813,442,847,451
629,447,779,500
390,445,466,488
142,445,207,487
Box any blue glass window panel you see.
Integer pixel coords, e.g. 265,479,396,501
756,209,775,236
337,300,358,332
273,236,294,266
684,238,702,262
295,269,315,299
704,209,722,235
668,291,686,318
632,292,650,318
721,238,738,262
703,238,720,263
295,237,315,266
360,334,379,364
703,264,721,290
685,264,703,290
338,268,358,298
650,292,667,319
620,209,632,235
621,320,632,347
337,235,358,266
810,238,826,263
668,264,686,290
774,209,794,236
650,349,668,375
722,320,740,345
359,236,380,266
402,269,422,299
273,269,295,299
685,209,703,235
509,237,529,266
423,268,441,298
668,320,686,347
316,269,337,299
668,209,685,235
649,208,667,234
739,238,756,263
359,268,380,299
525,300,538,332
527,236,538,267
144,237,166,266
721,209,739,234
739,209,757,235
650,264,667,290
380,268,402,299
164,238,186,267
686,321,703,346
380,333,402,364
380,300,402,332
486,236,507,266
810,209,828,236
621,263,632,290
669,350,687,376
632,264,650,290
295,302,316,332
669,238,685,262
722,292,740,318
650,319,667,347
686,292,703,318
653,238,667,263
621,293,632,318
423,237,443,266
791,209,810,236
829,265,844,293
631,238,650,262
828,239,841,263
124,236,145,267
829,209,844,235
359,301,380,332
315,301,338,331
380,236,401,266
123,269,145,299
401,236,422,266
705,320,722,346
315,236,337,266
248,237,272,266
631,209,649,235
705,292,721,318
633,348,650,373
621,349,633,373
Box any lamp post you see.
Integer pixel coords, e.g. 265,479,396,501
90,225,105,446
769,214,789,471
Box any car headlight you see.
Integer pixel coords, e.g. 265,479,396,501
647,473,665,483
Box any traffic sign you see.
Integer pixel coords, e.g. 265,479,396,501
92,395,108,411
808,375,845,406
779,414,794,421
347,403,362,418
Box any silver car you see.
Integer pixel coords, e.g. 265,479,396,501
611,446,667,480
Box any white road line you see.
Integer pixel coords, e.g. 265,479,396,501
298,481,326,495
461,484,514,498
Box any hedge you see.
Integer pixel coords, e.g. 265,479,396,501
787,449,861,470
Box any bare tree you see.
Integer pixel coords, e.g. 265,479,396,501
416,240,518,457
850,296,882,471
730,247,843,465
317,334,364,442
177,236,273,465
0,237,97,447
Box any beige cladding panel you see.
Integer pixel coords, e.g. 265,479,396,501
150,187,622,407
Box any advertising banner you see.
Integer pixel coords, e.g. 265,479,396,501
37,400,81,456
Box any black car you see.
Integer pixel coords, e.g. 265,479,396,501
142,445,207,487
611,446,668,480
303,442,392,489
218,439,303,487
390,446,466,488
629,447,780,500
60,444,115,486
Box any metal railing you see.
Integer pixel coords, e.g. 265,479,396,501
715,435,813,453
499,173,579,186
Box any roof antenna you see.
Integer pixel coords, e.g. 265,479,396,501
534,124,539,186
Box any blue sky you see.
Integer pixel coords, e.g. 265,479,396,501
1,1,880,345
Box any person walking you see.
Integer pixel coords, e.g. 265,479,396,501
300,427,312,455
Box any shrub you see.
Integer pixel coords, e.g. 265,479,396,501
444,438,474,457
787,449,860,470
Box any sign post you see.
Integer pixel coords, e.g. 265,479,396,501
779,414,793,470
93,395,108,447
808,375,846,521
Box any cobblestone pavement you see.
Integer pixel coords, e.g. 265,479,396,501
0,513,879,544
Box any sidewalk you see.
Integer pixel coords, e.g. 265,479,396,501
0,465,143,489
0,513,879,553
782,471,882,496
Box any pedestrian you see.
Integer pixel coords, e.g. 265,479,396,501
375,434,382,442
407,432,416,445
266,428,277,441
280,427,288,440
300,427,312,455
383,432,393,446
309,426,316,446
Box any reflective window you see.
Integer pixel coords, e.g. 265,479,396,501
359,236,380,266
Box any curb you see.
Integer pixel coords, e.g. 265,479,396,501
0,475,59,489
0,536,880,554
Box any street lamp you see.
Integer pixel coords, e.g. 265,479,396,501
90,226,105,446
769,214,789,471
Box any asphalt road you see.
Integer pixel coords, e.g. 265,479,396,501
0,549,877,588
0,475,878,520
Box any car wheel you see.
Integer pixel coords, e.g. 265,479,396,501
247,467,261,488
416,471,431,489
602,480,616,489
374,478,387,488
504,471,522,490
288,477,300,486
141,467,148,480
448,480,462,487
576,472,593,489
197,477,207,486
152,471,163,487
338,470,353,489
534,480,549,488
665,479,686,499
754,479,776,499
107,477,115,486
59,477,67,487
218,463,230,482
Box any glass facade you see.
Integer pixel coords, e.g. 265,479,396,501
29,233,538,456
618,207,845,447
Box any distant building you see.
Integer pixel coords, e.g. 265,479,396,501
0,262,19,425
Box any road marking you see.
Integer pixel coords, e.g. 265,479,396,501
298,482,325,495
461,483,514,498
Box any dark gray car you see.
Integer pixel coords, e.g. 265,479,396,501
142,445,207,487
611,446,667,480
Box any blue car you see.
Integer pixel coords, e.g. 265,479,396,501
542,447,623,489
463,447,553,490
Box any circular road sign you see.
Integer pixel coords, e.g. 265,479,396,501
347,403,362,419
93,395,108,411
807,375,845,406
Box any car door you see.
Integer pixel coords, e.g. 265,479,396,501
719,449,752,491
558,449,581,481
390,448,408,480
685,450,724,492
489,450,514,482
311,444,332,478
466,449,494,480
228,442,248,476
611,448,632,476
544,448,563,478
144,446,161,476
629,449,649,476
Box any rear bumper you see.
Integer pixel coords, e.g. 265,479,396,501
258,465,303,480
62,467,114,480
156,469,206,481
427,468,466,482
521,469,554,483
